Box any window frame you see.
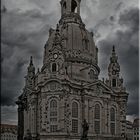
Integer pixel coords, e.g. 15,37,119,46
72,101,79,133
50,99,58,132
52,63,57,72
94,104,101,134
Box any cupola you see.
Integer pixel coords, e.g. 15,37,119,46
60,0,81,16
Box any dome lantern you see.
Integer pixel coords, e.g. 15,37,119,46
60,0,81,16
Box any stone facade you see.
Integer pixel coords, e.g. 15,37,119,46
133,118,139,140
16,0,129,140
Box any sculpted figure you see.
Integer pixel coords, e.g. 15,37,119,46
81,119,89,139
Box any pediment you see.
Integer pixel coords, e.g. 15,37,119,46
84,80,113,93
49,44,63,53
41,79,62,92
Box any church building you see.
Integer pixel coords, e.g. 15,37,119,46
16,0,129,140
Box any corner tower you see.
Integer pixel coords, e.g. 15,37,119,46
106,46,128,138
106,46,125,92
25,56,35,88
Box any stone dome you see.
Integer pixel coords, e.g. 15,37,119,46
43,0,100,79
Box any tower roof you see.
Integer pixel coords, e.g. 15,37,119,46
27,56,35,73
110,46,118,63
29,56,33,66
108,46,120,76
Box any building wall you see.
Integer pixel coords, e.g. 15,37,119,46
126,121,133,140
1,124,17,140
1,132,17,140
133,119,139,140
133,127,139,140
22,86,123,140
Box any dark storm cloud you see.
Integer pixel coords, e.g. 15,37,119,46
1,9,58,106
115,2,123,11
1,106,18,124
98,7,139,115
119,8,139,31
1,5,7,13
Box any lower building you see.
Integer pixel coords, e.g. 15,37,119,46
126,120,133,140
133,118,139,140
1,124,17,140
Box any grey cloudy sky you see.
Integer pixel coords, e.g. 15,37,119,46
1,0,139,124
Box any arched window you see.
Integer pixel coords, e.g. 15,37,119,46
52,63,57,72
50,100,58,132
110,108,115,135
50,100,57,108
71,0,77,13
72,102,78,133
72,102,78,118
94,104,100,134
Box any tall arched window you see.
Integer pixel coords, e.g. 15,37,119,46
52,63,57,72
72,102,78,133
94,104,100,134
110,108,115,135
50,100,58,132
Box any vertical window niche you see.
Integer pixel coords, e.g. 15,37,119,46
94,104,101,134
89,70,94,80
71,0,78,13
83,39,89,51
52,63,57,72
89,69,98,80
63,1,67,13
63,2,66,9
112,79,117,87
85,39,89,50
110,108,116,135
